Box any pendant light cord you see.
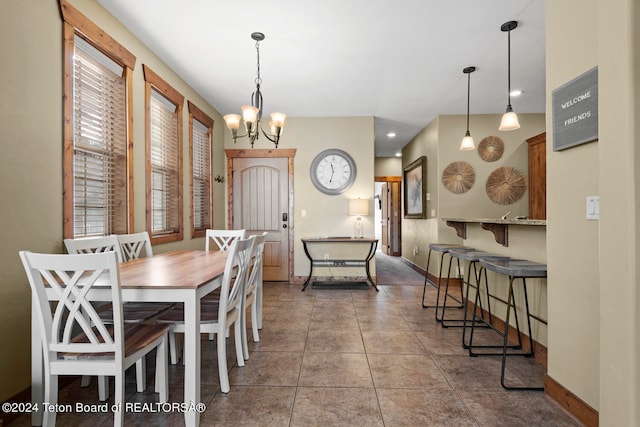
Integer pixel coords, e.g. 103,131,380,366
506,29,512,109
466,71,471,132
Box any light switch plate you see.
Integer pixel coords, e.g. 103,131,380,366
586,196,599,220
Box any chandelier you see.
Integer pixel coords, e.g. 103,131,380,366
223,32,286,148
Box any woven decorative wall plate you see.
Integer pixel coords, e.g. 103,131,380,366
478,136,505,162
442,161,475,194
486,166,526,204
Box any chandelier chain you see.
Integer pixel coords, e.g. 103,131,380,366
254,39,262,87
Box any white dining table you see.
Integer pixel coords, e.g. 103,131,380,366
31,249,228,427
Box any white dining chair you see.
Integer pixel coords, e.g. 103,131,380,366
63,235,123,262
20,251,169,427
241,232,267,360
202,229,247,339
157,236,255,393
64,234,170,397
117,231,153,260
205,229,246,252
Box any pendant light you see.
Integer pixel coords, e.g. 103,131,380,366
460,66,476,151
498,21,520,131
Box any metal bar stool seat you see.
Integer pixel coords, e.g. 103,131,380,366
421,243,473,316
445,249,510,338
470,258,547,391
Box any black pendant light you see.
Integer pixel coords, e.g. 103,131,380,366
460,66,476,150
498,21,521,131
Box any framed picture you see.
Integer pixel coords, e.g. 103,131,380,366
403,156,427,219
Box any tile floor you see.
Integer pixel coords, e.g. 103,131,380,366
10,281,582,426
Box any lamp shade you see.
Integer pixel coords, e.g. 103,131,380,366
460,132,475,151
349,198,369,216
223,114,241,130
499,110,520,131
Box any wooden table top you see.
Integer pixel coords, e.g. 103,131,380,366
118,250,227,289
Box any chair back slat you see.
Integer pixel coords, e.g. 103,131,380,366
64,235,124,263
205,229,246,252
117,231,153,261
20,251,123,361
246,232,267,294
217,237,254,326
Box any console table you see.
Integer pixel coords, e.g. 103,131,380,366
301,237,378,291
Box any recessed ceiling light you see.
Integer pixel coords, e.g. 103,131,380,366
395,152,401,157
387,132,396,138
510,89,523,97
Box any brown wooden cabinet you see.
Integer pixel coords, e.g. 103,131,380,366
527,132,546,220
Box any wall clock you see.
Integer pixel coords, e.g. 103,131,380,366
310,149,357,195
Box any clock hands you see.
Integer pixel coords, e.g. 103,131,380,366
329,163,334,183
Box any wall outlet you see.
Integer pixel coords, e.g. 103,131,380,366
323,253,329,260
412,245,419,255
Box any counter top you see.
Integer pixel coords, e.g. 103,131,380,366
443,218,546,247
443,217,546,226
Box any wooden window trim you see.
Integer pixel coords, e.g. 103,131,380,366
61,1,135,239
143,65,184,245
59,0,135,70
188,101,213,239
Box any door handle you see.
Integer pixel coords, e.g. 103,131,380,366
282,213,288,222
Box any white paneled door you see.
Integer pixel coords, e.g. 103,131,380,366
232,157,289,281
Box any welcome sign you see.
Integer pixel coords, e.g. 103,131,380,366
552,66,598,151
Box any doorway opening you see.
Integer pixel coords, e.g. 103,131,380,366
374,176,402,256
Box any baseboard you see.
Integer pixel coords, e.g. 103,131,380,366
400,257,426,276
545,375,599,426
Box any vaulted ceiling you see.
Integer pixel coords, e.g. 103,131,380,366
97,0,545,157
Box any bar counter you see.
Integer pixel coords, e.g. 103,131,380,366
443,217,546,247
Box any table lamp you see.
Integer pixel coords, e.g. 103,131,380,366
349,198,369,238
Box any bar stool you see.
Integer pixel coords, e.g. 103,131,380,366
421,243,472,318
445,249,509,337
469,258,547,391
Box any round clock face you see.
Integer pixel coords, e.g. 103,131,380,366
310,149,357,195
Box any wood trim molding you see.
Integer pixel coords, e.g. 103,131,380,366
125,66,135,233
375,175,402,182
225,148,296,159
62,22,74,239
59,0,136,69
142,65,185,106
187,101,214,128
545,375,599,426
